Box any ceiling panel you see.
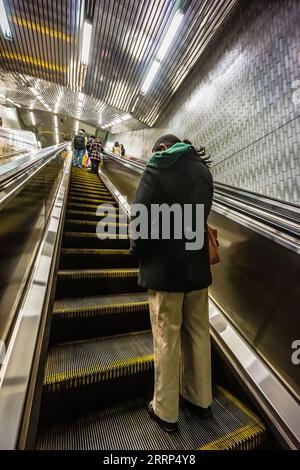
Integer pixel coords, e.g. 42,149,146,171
0,0,238,131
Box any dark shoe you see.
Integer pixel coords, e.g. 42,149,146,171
184,399,212,418
146,402,179,433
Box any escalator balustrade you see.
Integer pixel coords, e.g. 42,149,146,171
36,167,265,450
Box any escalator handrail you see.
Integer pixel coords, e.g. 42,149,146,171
102,149,300,238
0,149,72,449
0,142,69,211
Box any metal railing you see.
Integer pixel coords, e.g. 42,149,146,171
0,144,72,449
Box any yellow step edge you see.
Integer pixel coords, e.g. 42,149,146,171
44,354,154,391
53,301,149,318
61,248,131,255
65,219,128,227
63,231,129,238
198,423,265,450
57,268,139,279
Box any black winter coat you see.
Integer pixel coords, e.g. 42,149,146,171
131,148,213,292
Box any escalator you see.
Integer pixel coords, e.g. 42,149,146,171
35,167,265,450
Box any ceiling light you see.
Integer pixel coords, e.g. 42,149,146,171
157,11,183,61
54,115,58,128
75,120,79,133
141,60,160,95
0,0,12,40
29,87,39,96
29,111,36,126
81,21,92,66
115,118,122,124
121,114,131,121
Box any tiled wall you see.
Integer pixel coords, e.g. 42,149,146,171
108,0,300,204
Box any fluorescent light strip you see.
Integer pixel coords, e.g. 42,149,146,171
54,115,58,128
141,60,160,95
157,11,183,61
29,87,40,97
81,21,92,66
75,121,79,133
0,0,12,40
29,111,36,126
121,114,131,121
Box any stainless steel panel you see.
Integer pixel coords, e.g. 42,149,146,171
0,149,72,449
0,150,67,343
208,209,300,401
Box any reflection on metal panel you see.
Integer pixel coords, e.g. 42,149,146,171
0,127,38,163
208,209,300,401
0,152,66,343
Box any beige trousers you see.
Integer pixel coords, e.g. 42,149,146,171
148,288,212,423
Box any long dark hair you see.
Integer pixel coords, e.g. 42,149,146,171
182,139,212,168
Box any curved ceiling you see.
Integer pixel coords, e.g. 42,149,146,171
0,0,238,133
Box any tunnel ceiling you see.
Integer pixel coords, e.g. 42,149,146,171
0,0,238,133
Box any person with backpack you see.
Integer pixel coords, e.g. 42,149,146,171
72,129,87,168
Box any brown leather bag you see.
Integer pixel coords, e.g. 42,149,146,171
208,226,220,265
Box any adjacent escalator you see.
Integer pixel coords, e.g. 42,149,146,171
35,167,265,450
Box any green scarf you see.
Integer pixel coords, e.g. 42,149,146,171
147,142,193,168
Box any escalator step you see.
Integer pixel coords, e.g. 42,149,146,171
67,202,118,212
69,196,115,204
55,268,143,297
36,386,265,450
70,184,108,192
69,188,112,196
63,231,130,248
40,332,153,424
59,248,137,269
65,210,123,221
64,219,127,233
50,293,150,343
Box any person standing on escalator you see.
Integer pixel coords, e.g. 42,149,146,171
72,129,87,168
90,137,103,174
131,134,214,433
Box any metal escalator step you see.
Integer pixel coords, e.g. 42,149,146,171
51,293,150,343
40,332,154,424
36,386,265,450
55,268,143,297
69,191,112,199
67,202,118,212
63,231,130,248
70,184,107,192
69,196,115,204
44,331,153,391
64,219,127,233
70,187,111,194
59,248,137,269
65,210,123,221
